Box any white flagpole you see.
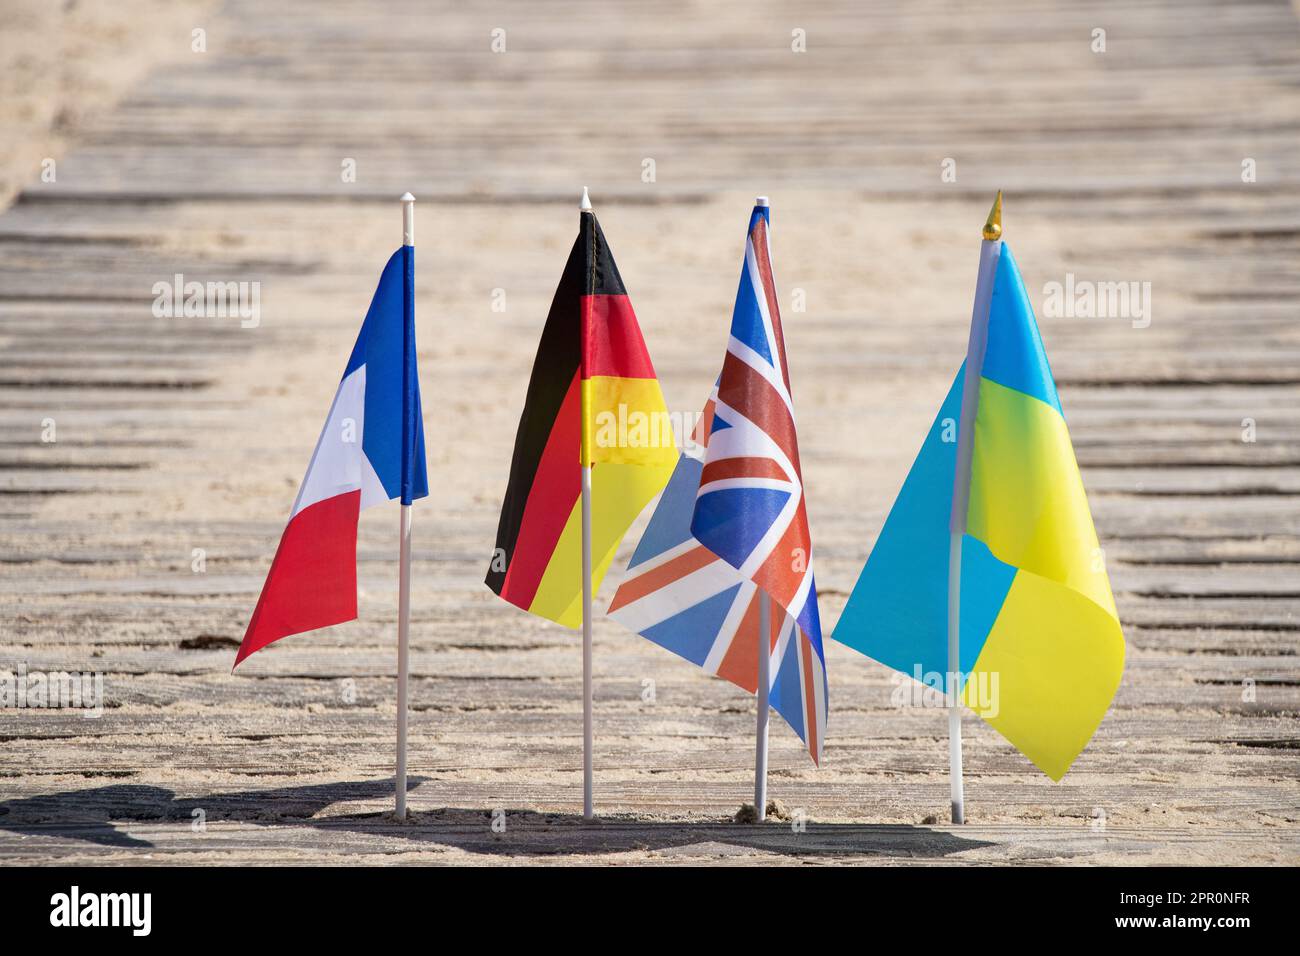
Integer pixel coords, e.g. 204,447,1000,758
754,591,771,821
579,186,595,820
581,464,594,819
750,194,774,823
395,192,416,821
947,190,1003,825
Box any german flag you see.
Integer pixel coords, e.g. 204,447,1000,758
486,209,676,627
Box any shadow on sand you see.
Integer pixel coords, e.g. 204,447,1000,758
0,780,993,859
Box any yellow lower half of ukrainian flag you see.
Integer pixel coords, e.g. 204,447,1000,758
968,378,1117,616
962,567,1125,780
961,376,1126,780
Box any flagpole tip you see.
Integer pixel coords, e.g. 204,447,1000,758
580,186,592,211
401,194,416,246
982,190,1002,241
755,195,769,207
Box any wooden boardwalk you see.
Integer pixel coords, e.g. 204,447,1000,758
0,0,1297,864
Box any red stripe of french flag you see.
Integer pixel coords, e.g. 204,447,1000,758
235,492,361,667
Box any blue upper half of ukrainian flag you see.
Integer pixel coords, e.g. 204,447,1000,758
832,244,1125,780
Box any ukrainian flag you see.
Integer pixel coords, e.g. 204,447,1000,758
833,242,1125,780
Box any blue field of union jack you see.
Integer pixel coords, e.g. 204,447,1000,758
609,202,827,763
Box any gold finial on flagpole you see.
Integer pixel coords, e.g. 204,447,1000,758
982,190,1003,241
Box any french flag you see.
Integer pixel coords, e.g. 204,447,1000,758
235,246,427,667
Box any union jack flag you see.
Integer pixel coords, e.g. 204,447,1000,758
608,202,827,763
